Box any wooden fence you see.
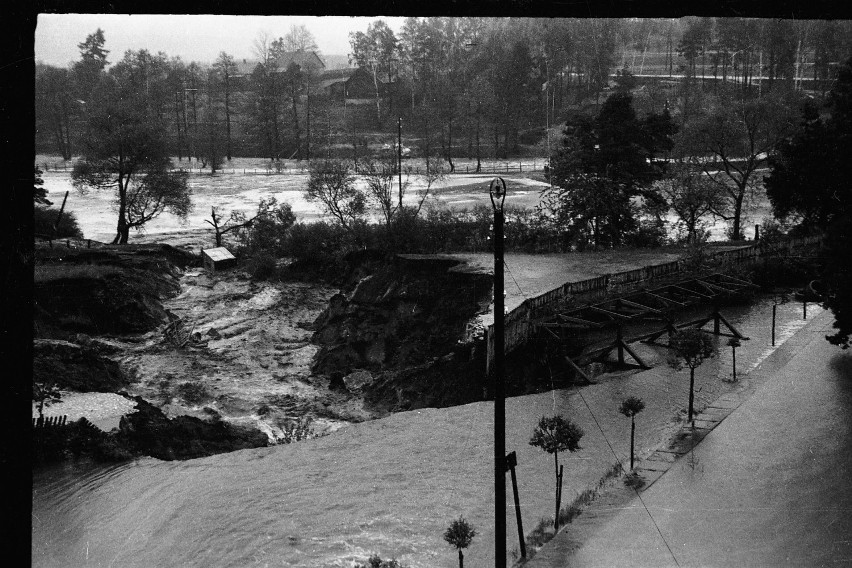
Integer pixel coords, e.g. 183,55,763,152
33,415,68,428
39,161,546,177
485,234,824,371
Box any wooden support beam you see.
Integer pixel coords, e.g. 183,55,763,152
589,305,631,320
619,298,662,313
671,284,714,299
619,340,651,369
698,280,741,295
717,311,749,340
713,273,760,289
644,291,688,306
542,326,561,340
564,355,593,384
558,314,604,327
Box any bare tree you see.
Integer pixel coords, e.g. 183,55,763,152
675,92,797,240
306,160,366,232
654,164,725,243
361,154,410,227
281,24,319,53
205,198,282,248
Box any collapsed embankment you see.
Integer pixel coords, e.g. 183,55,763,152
33,242,271,464
311,252,494,413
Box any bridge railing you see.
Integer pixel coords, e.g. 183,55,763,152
485,235,823,373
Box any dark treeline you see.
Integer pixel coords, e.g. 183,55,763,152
35,18,852,164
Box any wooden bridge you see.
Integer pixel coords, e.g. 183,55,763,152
534,273,758,382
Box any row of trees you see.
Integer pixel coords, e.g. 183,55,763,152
544,76,801,247
37,19,852,166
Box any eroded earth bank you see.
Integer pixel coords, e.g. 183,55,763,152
33,241,496,461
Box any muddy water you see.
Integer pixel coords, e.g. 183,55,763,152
32,297,821,568
40,171,770,246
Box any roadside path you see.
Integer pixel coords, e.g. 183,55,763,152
525,309,852,567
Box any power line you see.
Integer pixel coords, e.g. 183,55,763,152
577,390,680,567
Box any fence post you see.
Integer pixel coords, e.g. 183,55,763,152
519,162,522,173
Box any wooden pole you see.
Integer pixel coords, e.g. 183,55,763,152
54,190,69,235
506,451,526,558
772,303,777,346
732,345,737,381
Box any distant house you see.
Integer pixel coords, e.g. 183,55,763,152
319,67,394,104
231,50,326,90
201,247,237,272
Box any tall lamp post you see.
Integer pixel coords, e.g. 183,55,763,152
490,177,507,568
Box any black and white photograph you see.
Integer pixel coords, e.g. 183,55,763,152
22,6,852,567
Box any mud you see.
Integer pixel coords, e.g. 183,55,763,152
117,265,374,441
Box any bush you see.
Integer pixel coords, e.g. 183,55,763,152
625,219,668,248
281,221,352,277
247,252,277,281
176,382,211,405
354,555,407,568
34,205,83,239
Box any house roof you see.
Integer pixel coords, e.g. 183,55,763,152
320,67,357,80
233,51,325,76
202,247,236,262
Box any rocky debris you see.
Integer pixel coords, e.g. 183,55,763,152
161,316,206,348
310,254,492,412
33,339,128,392
342,370,375,393
117,395,268,460
311,255,492,377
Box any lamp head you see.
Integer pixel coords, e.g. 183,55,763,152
489,177,507,211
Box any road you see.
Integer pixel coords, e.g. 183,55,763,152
527,309,852,568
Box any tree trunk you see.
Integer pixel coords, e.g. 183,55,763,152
630,417,636,469
688,367,696,423
306,91,311,161
458,549,464,568
732,192,745,241
475,104,482,173
174,91,184,162
292,94,302,161
224,75,232,160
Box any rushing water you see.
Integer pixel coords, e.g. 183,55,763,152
32,297,821,568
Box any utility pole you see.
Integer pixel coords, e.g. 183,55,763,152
398,117,403,210
490,177,507,568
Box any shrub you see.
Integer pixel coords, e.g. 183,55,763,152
34,205,83,239
278,417,316,444
354,554,406,568
247,252,277,281
176,382,211,405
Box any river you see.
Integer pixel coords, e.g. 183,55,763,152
40,170,771,245
32,297,821,568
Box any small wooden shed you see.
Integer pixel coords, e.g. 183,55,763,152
201,247,237,273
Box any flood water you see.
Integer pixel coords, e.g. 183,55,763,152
32,297,821,568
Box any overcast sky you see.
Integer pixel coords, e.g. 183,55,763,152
35,14,408,68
